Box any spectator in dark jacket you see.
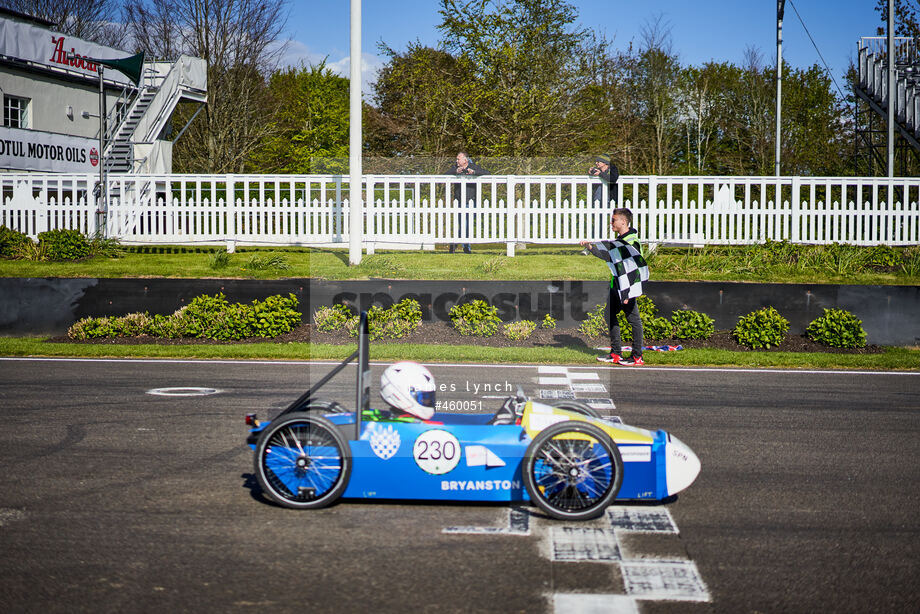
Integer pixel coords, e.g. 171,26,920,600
589,153,619,206
444,151,488,253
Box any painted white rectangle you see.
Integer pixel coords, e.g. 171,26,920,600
582,398,617,410
539,389,576,400
443,507,530,535
539,377,571,386
620,560,710,601
608,508,678,534
553,594,639,614
551,527,622,562
571,383,607,393
538,366,568,374
618,446,652,463
567,371,600,381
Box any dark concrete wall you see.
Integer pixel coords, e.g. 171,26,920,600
1,278,918,346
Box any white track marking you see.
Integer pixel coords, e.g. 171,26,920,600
620,560,710,602
608,507,678,534
146,387,222,396
567,371,600,381
552,593,639,614
442,507,530,535
551,527,622,562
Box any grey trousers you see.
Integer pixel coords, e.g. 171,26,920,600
608,289,643,357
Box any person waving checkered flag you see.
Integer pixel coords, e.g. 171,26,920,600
579,207,648,366
592,239,649,302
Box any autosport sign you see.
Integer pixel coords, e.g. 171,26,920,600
0,126,97,172
0,17,134,86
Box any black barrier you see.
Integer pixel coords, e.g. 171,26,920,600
1,277,918,346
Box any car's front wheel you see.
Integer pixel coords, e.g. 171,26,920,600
523,420,622,520
254,412,351,509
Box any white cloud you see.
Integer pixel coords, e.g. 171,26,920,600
274,39,384,96
326,52,385,95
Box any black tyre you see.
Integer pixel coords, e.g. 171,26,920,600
523,420,623,521
254,412,351,509
551,400,601,418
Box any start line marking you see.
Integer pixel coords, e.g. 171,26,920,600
146,387,222,397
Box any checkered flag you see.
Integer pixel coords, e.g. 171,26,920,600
591,240,649,301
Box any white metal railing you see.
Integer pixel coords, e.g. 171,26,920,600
2,173,919,250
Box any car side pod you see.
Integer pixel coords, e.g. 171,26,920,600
665,434,701,497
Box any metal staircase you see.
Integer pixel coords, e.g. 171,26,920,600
100,55,207,175
855,36,920,162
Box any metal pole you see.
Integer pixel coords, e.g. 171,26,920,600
98,65,107,237
348,0,363,265
888,0,895,178
775,0,784,177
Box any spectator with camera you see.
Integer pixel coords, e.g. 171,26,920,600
444,151,488,253
589,153,619,206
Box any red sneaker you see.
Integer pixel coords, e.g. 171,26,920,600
619,355,644,366
596,353,623,364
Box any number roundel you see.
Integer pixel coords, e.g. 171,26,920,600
413,429,461,475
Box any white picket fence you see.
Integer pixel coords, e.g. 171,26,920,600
2,173,919,252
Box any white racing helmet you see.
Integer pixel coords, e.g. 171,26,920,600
380,361,436,420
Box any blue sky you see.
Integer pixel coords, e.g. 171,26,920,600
281,1,883,95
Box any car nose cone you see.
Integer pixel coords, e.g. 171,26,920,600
665,435,701,496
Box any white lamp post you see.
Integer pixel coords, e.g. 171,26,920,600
348,0,363,265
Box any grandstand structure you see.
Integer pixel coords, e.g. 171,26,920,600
0,7,207,176
855,36,920,175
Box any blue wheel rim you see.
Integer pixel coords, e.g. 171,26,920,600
532,437,614,512
263,422,344,502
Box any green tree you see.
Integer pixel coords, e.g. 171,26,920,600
781,65,852,175
373,0,603,158
248,63,350,173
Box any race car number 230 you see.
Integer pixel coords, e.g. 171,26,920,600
413,429,461,475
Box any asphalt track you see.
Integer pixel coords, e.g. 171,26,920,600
0,357,917,613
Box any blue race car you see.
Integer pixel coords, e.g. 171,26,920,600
245,314,700,521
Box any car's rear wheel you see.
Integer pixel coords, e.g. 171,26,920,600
551,400,601,418
523,420,622,520
254,412,351,509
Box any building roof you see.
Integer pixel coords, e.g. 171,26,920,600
0,7,56,28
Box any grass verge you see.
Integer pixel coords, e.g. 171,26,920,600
1,337,917,370
0,244,917,285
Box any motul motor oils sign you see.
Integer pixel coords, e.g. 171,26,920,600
0,16,133,86
0,126,97,172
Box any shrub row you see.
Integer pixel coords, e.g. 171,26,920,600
68,293,301,341
0,227,124,261
312,295,866,349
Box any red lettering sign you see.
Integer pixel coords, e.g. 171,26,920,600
48,36,97,73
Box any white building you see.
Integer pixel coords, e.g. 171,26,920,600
0,7,206,174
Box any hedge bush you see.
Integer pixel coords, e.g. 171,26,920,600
578,304,607,338
37,229,91,261
346,298,422,340
313,303,353,332
67,293,301,341
0,226,31,258
641,315,673,341
671,309,715,340
732,306,789,349
502,320,537,340
806,308,867,349
449,299,501,337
